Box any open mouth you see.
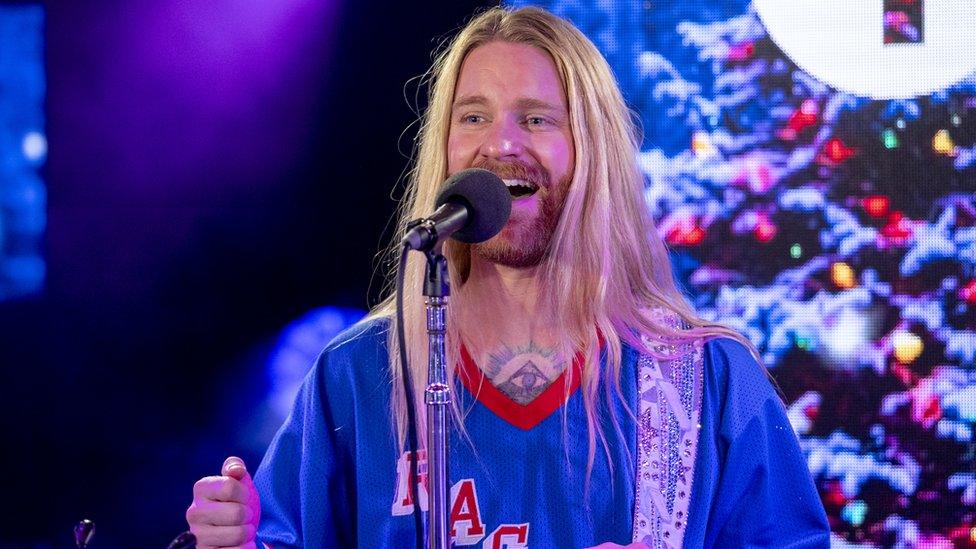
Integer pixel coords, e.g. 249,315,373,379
502,179,539,199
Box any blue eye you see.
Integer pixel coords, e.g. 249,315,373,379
525,116,556,128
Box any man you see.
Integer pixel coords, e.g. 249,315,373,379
186,7,830,548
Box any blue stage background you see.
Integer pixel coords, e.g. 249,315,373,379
0,5,44,301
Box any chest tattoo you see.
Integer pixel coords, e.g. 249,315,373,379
483,342,567,405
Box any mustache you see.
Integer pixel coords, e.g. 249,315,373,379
472,158,550,187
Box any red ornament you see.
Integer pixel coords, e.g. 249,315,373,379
824,138,856,163
863,195,890,218
960,279,976,304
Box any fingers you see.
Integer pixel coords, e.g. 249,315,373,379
188,523,256,547
195,542,257,549
222,456,249,481
187,456,261,549
186,500,253,526
193,475,250,503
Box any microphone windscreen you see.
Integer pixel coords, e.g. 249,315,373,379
435,168,512,243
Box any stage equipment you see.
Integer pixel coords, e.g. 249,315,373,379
74,519,95,548
402,168,512,252
398,168,510,548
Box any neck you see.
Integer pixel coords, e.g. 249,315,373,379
455,254,555,350
455,254,575,405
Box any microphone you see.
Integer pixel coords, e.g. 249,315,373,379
402,168,511,251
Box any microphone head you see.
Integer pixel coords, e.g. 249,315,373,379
435,168,512,244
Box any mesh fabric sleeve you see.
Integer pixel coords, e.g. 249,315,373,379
253,349,356,549
691,338,830,548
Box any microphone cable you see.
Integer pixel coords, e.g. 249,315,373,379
396,242,426,549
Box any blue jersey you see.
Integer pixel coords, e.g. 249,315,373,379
254,318,829,548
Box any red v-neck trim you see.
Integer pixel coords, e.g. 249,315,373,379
457,344,584,430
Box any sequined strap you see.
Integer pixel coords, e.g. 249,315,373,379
632,333,705,549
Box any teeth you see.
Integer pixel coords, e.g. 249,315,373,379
502,179,537,190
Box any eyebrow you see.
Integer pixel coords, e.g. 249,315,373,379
452,95,566,113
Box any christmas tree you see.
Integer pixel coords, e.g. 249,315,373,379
513,0,975,545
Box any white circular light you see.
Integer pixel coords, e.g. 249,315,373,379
754,0,976,99
22,131,47,162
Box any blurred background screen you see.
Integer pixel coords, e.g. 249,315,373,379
0,0,973,547
0,4,44,301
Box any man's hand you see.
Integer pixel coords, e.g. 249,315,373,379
186,456,262,549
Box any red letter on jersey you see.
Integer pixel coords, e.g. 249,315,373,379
483,523,529,549
391,450,428,515
450,479,485,545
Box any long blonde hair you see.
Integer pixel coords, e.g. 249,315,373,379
369,6,750,476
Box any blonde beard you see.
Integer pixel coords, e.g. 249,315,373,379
471,173,570,269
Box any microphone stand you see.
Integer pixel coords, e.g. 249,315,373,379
423,245,451,549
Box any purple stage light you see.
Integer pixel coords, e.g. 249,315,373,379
52,0,342,202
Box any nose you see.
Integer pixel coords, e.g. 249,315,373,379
480,116,526,161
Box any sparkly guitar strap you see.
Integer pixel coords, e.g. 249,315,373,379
632,330,705,549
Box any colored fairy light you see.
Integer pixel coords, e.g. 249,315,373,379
790,243,802,259
841,500,868,527
831,262,857,289
919,396,942,427
727,41,755,61
952,114,962,127
932,129,958,156
795,333,813,351
882,128,899,149
896,118,907,129
824,137,856,163
881,211,913,242
787,100,819,133
754,218,777,243
863,195,890,218
824,481,847,507
691,130,718,157
666,220,706,246
683,226,706,245
892,331,924,364
960,279,976,304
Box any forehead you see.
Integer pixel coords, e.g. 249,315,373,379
454,41,566,106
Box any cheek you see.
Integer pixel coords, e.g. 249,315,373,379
552,134,575,181
447,130,474,174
